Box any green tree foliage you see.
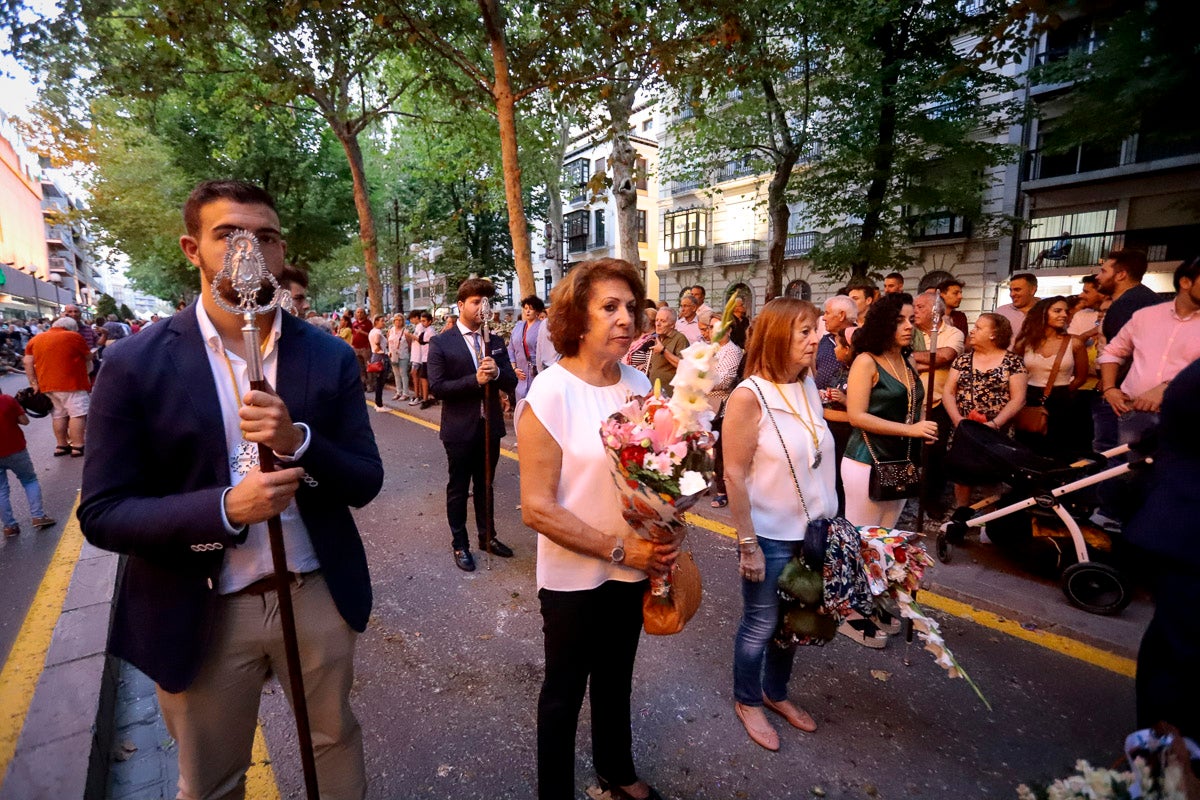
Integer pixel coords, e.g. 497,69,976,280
118,303,134,320
1030,1,1200,152
797,0,1024,281
95,293,118,319
7,0,408,316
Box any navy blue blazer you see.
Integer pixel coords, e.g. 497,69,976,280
78,304,383,693
427,325,517,443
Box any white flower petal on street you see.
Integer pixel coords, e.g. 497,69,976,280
679,470,707,496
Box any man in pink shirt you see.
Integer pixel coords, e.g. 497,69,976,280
1098,256,1200,446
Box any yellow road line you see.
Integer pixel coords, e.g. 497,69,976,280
373,403,519,459
396,409,1136,678
683,508,1136,678
0,501,84,784
247,725,281,800
917,591,1137,678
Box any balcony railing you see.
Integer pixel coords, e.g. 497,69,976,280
1018,224,1200,271
785,231,818,257
669,178,703,195
713,161,757,183
713,240,761,265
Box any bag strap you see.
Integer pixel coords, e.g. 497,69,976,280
747,378,811,521
860,357,915,466
1043,335,1071,401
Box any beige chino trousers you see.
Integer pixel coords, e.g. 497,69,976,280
156,572,365,800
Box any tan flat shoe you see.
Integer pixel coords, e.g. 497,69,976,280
763,695,817,732
734,702,779,751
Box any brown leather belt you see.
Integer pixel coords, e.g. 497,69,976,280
233,570,319,596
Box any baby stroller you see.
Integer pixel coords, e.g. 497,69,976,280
937,420,1152,615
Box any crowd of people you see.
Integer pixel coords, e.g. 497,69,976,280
13,178,1185,800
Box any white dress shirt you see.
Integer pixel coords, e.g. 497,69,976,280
196,303,318,593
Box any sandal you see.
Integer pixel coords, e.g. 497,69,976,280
837,617,887,649
874,609,902,635
710,494,728,508
53,445,72,457
70,446,85,458
597,775,664,800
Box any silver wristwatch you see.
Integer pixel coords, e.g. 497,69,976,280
610,538,626,564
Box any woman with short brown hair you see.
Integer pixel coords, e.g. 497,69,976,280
518,258,674,800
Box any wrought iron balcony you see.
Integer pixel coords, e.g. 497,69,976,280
713,240,761,265
669,178,703,195
784,231,818,257
713,161,757,184
1018,224,1200,271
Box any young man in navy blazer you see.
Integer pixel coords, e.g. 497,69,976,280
427,278,518,572
79,180,383,800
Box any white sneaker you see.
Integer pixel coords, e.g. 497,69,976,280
375,405,389,413
408,398,421,406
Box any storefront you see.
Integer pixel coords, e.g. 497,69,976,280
0,264,74,321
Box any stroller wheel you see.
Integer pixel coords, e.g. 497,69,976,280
1061,562,1132,615
936,533,953,564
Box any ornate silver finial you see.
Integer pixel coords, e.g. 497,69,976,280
211,229,285,317
479,296,493,343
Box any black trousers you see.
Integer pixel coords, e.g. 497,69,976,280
538,579,646,800
1137,567,1200,740
826,419,852,517
443,419,502,551
922,404,952,511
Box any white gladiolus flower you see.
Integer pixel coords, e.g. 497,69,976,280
679,470,708,496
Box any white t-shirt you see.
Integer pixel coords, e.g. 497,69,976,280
738,376,837,541
368,326,385,354
1024,343,1075,388
516,362,652,592
412,323,429,362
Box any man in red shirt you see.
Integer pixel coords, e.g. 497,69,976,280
23,316,93,457
0,390,56,536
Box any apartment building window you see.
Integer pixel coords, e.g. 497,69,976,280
564,158,590,202
543,268,553,295
642,119,653,132
663,208,708,266
593,209,606,248
635,157,648,191
594,157,606,177
907,211,971,241
565,210,589,253
637,210,647,243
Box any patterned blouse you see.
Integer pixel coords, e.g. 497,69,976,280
950,351,1026,421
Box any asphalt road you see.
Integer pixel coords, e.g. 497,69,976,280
253,401,1137,800
0,371,86,665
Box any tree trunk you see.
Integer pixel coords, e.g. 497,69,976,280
606,81,641,267
545,120,570,285
480,0,535,300
333,124,383,317
854,29,901,282
761,75,801,301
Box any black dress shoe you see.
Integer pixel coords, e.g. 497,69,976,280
478,537,514,558
454,549,476,572
597,775,664,800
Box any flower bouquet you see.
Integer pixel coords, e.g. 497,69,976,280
598,298,735,597
858,526,990,709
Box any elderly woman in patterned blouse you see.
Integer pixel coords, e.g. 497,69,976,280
701,308,744,508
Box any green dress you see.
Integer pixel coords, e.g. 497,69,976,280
845,359,924,465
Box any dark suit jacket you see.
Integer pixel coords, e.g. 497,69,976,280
78,304,383,693
427,325,517,443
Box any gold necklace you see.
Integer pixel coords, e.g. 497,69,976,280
770,380,823,469
883,352,915,422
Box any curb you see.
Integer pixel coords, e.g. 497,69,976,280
921,576,1140,661
0,539,122,800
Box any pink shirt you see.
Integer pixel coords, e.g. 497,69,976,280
1097,300,1200,397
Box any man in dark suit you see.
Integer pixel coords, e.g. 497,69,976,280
78,180,383,800
427,278,518,572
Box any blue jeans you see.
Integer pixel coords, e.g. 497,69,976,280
0,449,46,528
734,536,799,706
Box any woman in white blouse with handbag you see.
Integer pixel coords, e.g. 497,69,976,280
517,258,681,800
723,297,834,752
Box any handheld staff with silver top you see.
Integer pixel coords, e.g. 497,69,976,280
914,292,946,538
212,229,320,800
480,295,494,570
